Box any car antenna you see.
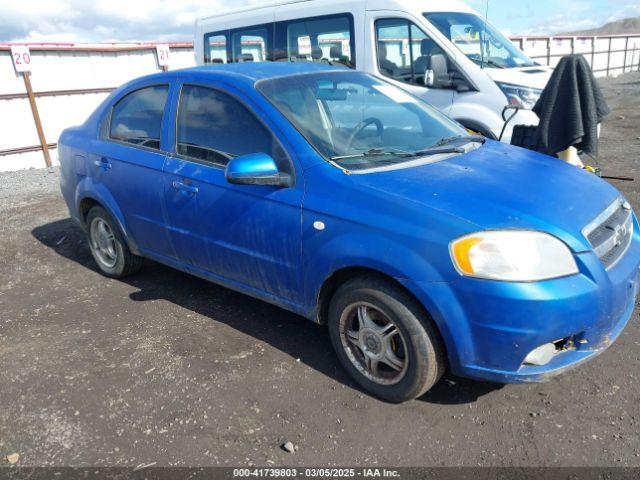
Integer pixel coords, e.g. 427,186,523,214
481,0,490,69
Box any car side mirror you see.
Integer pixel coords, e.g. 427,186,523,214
425,54,453,89
225,153,292,188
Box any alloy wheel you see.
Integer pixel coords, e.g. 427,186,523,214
340,303,409,385
89,217,118,269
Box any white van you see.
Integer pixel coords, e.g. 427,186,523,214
195,0,552,142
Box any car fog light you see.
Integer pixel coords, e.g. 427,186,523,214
524,343,557,366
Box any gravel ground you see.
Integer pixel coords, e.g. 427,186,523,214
0,72,639,468
0,167,59,208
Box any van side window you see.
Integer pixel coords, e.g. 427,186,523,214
375,19,452,89
231,26,271,62
176,85,289,170
274,14,355,67
109,85,169,150
205,33,228,63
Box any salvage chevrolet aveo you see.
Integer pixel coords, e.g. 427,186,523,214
59,63,640,403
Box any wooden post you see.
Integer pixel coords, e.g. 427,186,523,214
22,72,52,168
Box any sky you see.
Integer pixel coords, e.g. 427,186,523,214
0,0,638,44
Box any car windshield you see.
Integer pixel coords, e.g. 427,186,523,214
257,71,469,170
425,12,536,69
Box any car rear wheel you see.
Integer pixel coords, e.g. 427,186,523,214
328,276,446,403
86,206,143,278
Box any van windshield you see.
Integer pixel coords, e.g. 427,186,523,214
257,71,469,171
425,12,536,69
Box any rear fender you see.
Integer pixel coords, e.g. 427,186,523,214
74,177,141,255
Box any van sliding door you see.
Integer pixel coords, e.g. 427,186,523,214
274,1,363,68
200,5,276,64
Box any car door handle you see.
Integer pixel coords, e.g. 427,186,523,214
172,180,199,194
94,157,112,170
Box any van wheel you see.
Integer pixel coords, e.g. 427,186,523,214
328,276,446,403
86,206,143,278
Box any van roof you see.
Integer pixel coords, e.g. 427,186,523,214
197,0,475,23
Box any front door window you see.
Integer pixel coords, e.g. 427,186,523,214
375,19,452,89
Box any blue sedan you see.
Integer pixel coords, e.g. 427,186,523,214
59,63,640,402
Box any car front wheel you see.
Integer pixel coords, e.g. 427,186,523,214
328,276,446,403
86,206,143,278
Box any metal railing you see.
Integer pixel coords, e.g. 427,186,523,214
510,34,640,76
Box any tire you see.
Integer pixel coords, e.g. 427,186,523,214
328,276,446,403
86,206,143,278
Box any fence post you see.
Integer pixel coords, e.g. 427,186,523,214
571,36,576,55
606,37,612,76
23,72,52,168
591,36,596,69
623,36,629,73
547,37,552,66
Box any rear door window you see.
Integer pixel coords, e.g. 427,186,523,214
109,85,169,150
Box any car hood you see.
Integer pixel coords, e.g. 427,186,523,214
353,141,620,252
484,65,553,90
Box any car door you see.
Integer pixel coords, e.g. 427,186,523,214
367,13,456,114
91,82,175,259
162,82,303,302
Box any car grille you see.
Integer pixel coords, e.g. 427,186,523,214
583,199,634,269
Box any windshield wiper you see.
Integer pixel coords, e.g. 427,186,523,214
484,59,506,69
331,146,468,162
470,57,506,69
434,135,486,148
403,146,466,158
330,149,412,162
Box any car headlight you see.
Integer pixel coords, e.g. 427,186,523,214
450,231,578,281
496,82,542,110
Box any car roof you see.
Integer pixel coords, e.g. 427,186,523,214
139,62,346,88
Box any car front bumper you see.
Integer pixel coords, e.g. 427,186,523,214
402,224,640,384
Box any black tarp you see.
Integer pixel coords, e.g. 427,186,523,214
533,54,610,157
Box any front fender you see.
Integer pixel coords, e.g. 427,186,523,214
302,230,446,316
75,177,141,255
301,231,473,372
